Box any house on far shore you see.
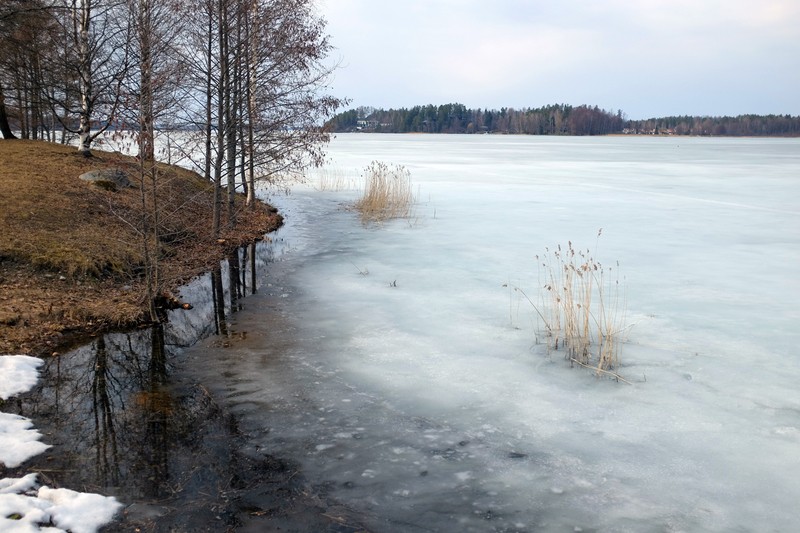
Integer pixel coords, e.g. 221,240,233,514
622,127,676,135
357,119,379,130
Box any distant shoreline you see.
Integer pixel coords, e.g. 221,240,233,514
327,103,800,137
337,131,800,139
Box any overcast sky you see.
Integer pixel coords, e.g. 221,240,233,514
317,0,800,119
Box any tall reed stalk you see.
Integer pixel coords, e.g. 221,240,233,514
523,230,628,380
315,166,359,191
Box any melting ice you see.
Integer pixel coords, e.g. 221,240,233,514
185,134,800,532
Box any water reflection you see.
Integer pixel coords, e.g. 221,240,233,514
91,335,119,488
11,327,166,496
228,248,243,312
142,322,168,498
7,235,282,504
211,267,228,337
248,242,258,294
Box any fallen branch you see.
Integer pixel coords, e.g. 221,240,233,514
569,358,632,385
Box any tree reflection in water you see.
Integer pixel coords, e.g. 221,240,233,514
6,236,278,512
14,327,174,497
91,334,119,488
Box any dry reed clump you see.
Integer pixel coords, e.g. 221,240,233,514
511,230,629,382
354,161,415,223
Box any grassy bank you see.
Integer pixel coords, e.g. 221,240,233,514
0,140,282,355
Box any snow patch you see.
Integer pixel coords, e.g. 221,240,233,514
0,413,51,468
0,355,43,400
1,355,123,532
38,486,124,533
0,476,122,533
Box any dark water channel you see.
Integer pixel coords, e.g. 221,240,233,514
4,232,368,532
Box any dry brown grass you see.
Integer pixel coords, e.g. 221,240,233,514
353,161,415,223
0,139,282,355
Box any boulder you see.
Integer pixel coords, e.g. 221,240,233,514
79,168,132,191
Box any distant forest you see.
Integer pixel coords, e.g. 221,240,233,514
326,104,800,137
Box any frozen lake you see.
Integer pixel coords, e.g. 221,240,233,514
185,134,800,532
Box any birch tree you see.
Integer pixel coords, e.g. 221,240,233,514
51,0,128,156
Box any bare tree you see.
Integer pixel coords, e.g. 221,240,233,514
170,0,344,237
241,0,345,201
0,2,13,139
121,0,186,319
42,0,130,155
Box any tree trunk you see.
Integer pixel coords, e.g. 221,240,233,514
15,79,27,139
223,0,236,226
138,0,154,164
0,85,17,139
77,0,94,156
137,0,158,321
212,0,226,239
237,36,247,202
203,1,213,182
245,0,257,207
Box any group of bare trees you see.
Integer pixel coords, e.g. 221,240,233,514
178,0,343,225
0,0,343,189
0,1,130,147
1,0,343,320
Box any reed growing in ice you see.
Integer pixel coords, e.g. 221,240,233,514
354,161,415,223
515,230,629,381
314,166,359,191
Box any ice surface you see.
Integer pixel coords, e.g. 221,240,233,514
188,134,800,531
